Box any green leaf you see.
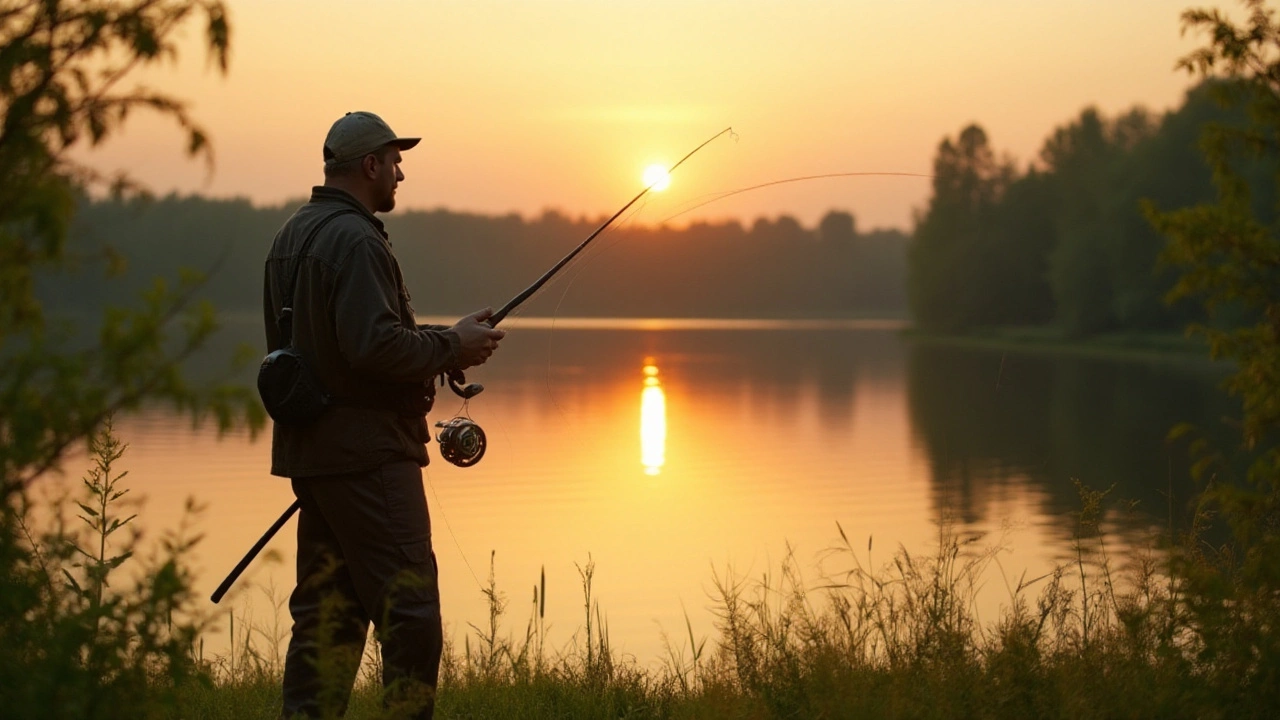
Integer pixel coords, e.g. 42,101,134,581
1168,423,1196,442
61,569,83,595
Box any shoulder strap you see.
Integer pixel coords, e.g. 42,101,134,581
277,209,359,345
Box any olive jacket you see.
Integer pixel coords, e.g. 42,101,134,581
263,186,460,478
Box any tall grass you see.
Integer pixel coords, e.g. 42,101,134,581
3,417,210,718
178,482,1277,719
14,422,1278,718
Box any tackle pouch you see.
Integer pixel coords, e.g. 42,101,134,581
258,210,354,426
258,336,332,425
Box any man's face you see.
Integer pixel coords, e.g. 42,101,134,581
370,147,404,213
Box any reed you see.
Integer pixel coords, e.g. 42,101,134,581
15,425,1279,717
175,481,1278,718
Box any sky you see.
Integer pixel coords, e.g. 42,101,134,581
78,0,1215,231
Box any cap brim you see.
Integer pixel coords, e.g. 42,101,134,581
392,137,421,151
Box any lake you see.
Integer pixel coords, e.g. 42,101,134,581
55,318,1233,668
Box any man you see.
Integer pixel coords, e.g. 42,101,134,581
263,111,505,719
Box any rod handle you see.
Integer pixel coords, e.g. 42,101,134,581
210,499,300,604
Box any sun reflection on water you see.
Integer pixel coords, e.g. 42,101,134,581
640,359,667,475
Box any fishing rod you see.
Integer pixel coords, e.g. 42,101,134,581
491,127,735,326
211,127,734,604
433,126,737,462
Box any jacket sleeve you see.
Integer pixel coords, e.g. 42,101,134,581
330,236,460,382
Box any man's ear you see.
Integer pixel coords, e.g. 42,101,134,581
362,153,379,179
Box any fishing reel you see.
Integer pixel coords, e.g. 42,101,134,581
435,416,486,467
435,370,487,467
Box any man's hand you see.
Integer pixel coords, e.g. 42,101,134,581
450,308,506,369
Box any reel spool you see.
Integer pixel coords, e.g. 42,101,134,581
435,416,486,467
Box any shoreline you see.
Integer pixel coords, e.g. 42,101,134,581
902,326,1228,367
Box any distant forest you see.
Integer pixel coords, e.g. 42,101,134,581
909,80,1267,337
40,81,1250,334
41,194,908,322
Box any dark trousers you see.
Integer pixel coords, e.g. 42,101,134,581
282,460,443,719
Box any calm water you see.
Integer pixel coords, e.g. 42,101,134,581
55,319,1232,666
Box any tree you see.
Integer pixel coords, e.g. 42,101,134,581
1,1,260,714
987,168,1056,326
908,124,1016,331
1107,91,1228,331
1146,0,1280,707
1042,108,1132,336
818,210,856,245
0,0,256,493
1152,0,1280,463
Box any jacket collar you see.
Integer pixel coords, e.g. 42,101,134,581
309,186,387,238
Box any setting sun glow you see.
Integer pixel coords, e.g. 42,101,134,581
68,2,1204,230
640,360,667,475
642,164,671,192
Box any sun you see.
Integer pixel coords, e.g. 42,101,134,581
642,164,671,191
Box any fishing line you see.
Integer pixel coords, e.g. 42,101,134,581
488,127,737,323
658,171,933,225
536,195,660,427
497,196,652,324
529,171,934,318
543,196,654,316
486,126,736,326
431,388,521,593
484,200,655,428
423,465,486,592
521,168,935,432
211,128,736,604
434,152,932,600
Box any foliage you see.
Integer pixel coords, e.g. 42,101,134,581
181,504,1276,719
1153,0,1280,455
0,1,260,716
1043,108,1148,336
44,195,912,324
908,124,1018,332
908,85,1239,337
1142,0,1280,711
0,0,258,493
3,418,208,718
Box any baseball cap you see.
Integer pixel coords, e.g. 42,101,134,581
322,111,420,166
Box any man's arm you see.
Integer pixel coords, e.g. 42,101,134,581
331,237,460,382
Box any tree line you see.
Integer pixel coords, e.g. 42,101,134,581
45,81,1257,336
909,80,1269,337
40,196,909,322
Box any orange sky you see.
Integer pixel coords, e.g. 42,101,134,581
78,0,1210,230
